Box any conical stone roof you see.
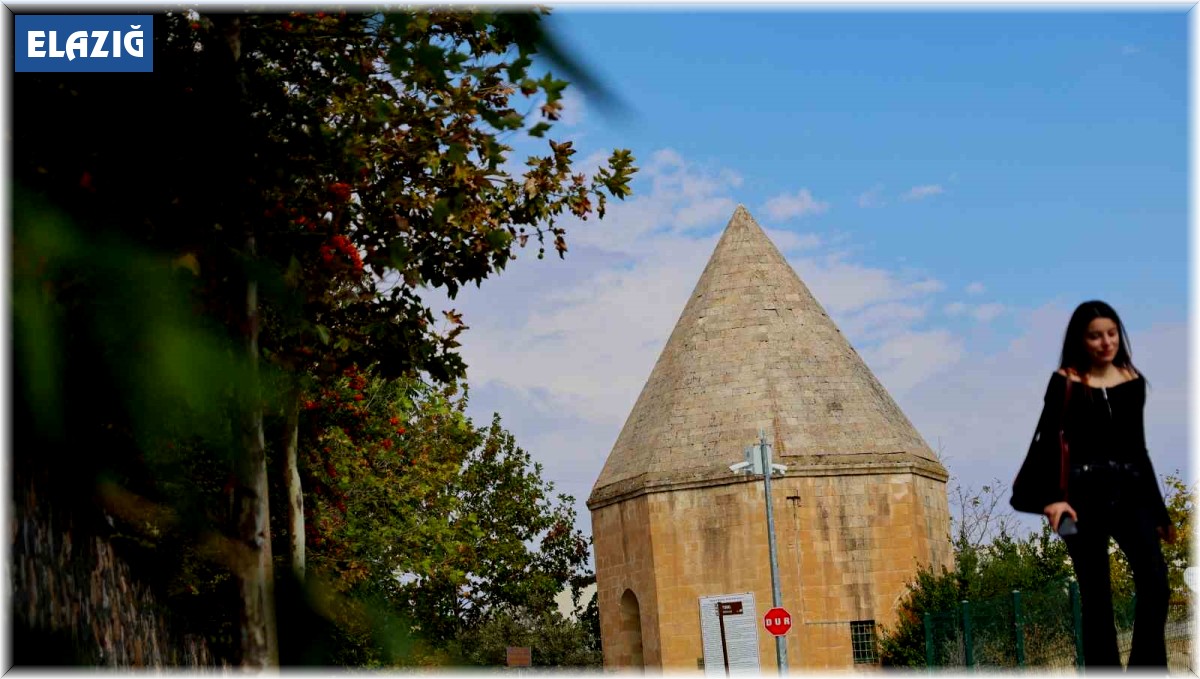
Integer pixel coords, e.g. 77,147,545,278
588,206,946,509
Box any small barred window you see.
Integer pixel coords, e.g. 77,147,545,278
850,620,878,664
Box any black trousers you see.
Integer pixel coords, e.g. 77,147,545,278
1063,485,1169,670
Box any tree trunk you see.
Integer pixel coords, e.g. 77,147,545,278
281,383,305,582
234,232,279,669
210,15,277,669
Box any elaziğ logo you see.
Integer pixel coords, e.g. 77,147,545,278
16,15,153,73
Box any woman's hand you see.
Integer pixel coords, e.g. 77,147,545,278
1043,501,1077,532
1158,525,1178,545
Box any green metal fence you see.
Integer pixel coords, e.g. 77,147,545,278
922,581,1193,672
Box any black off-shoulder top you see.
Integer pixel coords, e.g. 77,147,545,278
1055,372,1145,465
1012,372,1170,527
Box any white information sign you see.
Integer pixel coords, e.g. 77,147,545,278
698,592,761,675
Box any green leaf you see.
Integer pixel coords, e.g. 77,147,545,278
283,255,302,287
432,199,450,225
484,229,512,251
446,143,467,165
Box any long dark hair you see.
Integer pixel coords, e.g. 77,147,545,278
1058,300,1140,379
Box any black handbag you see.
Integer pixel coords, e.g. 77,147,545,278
1011,373,1073,514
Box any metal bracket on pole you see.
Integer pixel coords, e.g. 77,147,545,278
730,429,790,674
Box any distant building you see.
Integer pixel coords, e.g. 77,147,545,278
587,206,952,672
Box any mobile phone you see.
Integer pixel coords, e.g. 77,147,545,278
1057,516,1078,537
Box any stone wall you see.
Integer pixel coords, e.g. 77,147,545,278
592,494,661,669
10,482,227,668
592,469,951,672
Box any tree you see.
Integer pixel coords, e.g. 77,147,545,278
450,608,603,668
285,366,592,665
184,10,635,597
13,8,635,668
950,479,1019,551
407,414,591,637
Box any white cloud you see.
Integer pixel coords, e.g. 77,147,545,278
650,148,684,169
783,254,954,394
456,234,714,427
860,329,965,394
945,301,1004,322
971,303,1005,322
858,184,886,208
836,301,929,342
794,253,944,315
560,148,745,255
575,149,615,180
1131,322,1188,469
910,279,945,295
676,197,737,230
765,228,821,254
1122,44,1141,56
966,282,986,295
903,184,945,201
762,188,830,220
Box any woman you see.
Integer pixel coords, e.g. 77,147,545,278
1011,300,1174,670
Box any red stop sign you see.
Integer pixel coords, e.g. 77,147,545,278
763,607,792,636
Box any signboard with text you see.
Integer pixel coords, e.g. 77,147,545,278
698,593,760,676
506,646,532,667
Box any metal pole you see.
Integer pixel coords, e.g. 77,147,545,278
961,600,974,668
760,429,788,675
1069,580,1084,669
924,613,934,670
1012,590,1025,668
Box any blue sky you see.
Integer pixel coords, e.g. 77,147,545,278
547,10,1187,319
429,7,1190,541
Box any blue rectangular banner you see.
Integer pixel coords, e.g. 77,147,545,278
15,15,153,73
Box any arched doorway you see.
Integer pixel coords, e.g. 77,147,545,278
619,589,644,668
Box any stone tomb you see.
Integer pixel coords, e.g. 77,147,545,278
588,206,952,672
